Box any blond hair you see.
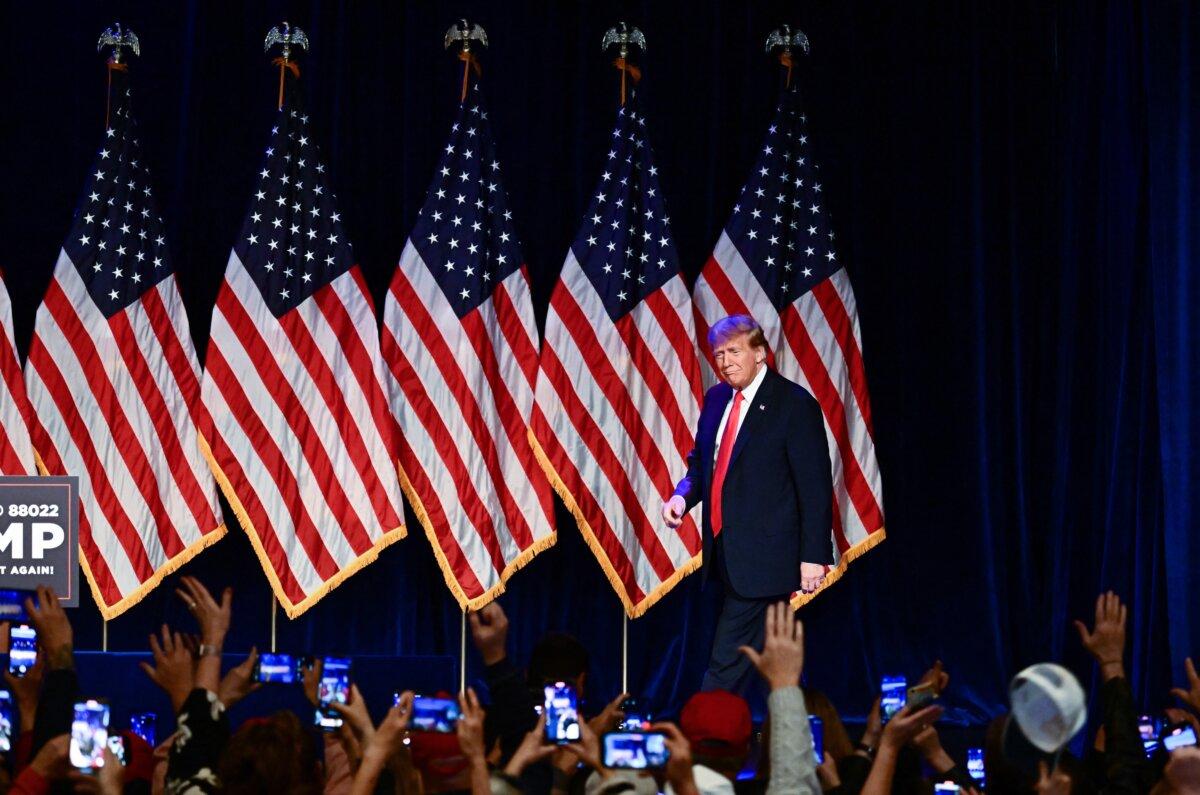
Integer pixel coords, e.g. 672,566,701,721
707,315,767,350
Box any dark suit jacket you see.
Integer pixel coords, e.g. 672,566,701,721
674,367,834,598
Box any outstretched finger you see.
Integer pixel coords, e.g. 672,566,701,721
738,645,762,669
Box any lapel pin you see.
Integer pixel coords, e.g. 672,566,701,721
758,404,766,411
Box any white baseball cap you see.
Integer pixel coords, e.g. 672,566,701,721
1009,663,1087,752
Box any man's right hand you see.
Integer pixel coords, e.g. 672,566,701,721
662,495,686,529
468,603,508,666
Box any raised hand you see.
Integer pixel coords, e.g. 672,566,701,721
917,660,950,694
302,657,324,707
330,684,376,746
1074,591,1126,679
140,625,195,713
588,691,629,735
218,647,261,710
467,602,509,666
176,576,231,646
5,651,44,732
26,585,72,670
879,703,944,752
654,722,698,795
739,602,804,691
1165,746,1200,794
1172,658,1200,714
504,713,557,778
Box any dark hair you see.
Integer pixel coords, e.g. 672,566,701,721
527,632,589,684
217,711,321,795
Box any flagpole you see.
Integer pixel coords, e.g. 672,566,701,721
270,597,277,653
459,607,467,693
621,612,628,694
102,618,107,653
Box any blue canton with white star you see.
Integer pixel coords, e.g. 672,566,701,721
411,84,523,318
61,71,172,317
572,94,681,322
726,85,841,311
234,77,354,317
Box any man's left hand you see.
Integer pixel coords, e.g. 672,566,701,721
800,562,826,593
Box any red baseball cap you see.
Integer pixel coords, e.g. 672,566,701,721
680,690,752,757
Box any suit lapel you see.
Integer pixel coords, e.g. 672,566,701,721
727,369,776,469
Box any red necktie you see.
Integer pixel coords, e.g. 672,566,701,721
710,390,744,537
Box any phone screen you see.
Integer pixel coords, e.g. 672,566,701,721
70,700,110,770
1139,715,1162,757
967,748,985,786
809,715,823,764
544,682,581,744
254,653,298,684
619,697,650,730
881,675,907,721
107,735,128,766
934,784,961,794
9,625,36,676
1163,723,1199,752
129,712,156,748
0,691,12,753
409,696,461,733
0,590,29,623
315,657,351,730
602,731,669,769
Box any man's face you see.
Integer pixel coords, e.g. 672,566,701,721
712,333,765,390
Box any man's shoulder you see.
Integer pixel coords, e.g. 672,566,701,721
703,381,732,405
766,368,821,410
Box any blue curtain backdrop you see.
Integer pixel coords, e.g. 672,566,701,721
0,0,1196,726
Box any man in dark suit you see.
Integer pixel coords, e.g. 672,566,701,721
663,315,833,693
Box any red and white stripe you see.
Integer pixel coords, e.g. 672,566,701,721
694,232,885,604
533,252,704,617
25,254,224,618
201,254,406,617
0,275,34,476
382,244,555,609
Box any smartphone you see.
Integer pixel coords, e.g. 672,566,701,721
129,712,156,748
908,682,938,712
809,715,824,764
0,590,29,623
9,625,36,676
544,682,581,744
409,696,461,733
253,653,300,684
0,691,12,753
107,735,128,766
602,731,669,769
881,675,907,722
934,784,961,794
314,657,351,730
967,747,985,787
1163,722,1199,752
69,699,110,771
619,697,650,730
1139,714,1163,757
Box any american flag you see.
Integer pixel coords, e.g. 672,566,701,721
24,73,225,618
199,75,406,618
693,85,885,607
0,275,34,475
382,84,556,610
532,97,704,618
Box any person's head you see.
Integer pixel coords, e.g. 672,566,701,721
801,688,854,762
527,632,589,694
708,315,768,390
217,711,320,795
679,690,752,780
409,729,472,793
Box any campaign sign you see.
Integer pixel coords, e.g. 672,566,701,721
0,478,79,606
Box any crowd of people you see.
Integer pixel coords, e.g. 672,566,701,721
0,581,1192,794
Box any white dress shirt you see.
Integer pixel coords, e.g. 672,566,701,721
713,363,767,448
